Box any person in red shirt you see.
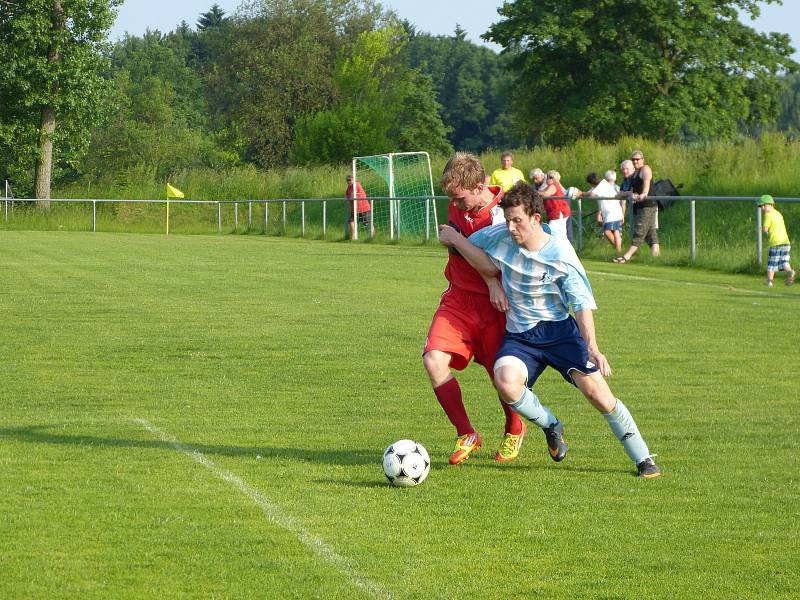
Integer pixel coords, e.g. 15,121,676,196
345,174,374,239
541,170,573,242
423,153,527,464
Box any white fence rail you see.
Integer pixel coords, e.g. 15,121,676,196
4,194,799,267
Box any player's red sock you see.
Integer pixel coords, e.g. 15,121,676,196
501,399,525,435
434,377,473,436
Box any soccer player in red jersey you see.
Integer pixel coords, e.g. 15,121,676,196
423,153,527,464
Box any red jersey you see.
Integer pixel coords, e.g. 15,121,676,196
346,182,370,213
444,185,505,294
544,182,572,220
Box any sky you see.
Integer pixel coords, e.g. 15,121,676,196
110,0,800,59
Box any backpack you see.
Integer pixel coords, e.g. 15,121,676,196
650,178,680,211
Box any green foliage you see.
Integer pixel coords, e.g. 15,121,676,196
405,25,523,152
292,26,452,164
81,30,236,179
486,0,798,144
205,0,386,167
0,0,121,195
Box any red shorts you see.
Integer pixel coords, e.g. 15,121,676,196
423,286,506,374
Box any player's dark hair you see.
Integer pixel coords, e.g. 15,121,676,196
500,181,544,217
442,152,485,193
586,171,600,185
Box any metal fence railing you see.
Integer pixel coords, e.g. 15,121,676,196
4,194,799,267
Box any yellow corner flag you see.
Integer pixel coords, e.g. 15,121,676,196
166,183,185,199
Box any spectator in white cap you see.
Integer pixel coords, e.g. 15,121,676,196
604,170,620,194
529,168,548,192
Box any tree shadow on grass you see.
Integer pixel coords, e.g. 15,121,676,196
0,423,376,467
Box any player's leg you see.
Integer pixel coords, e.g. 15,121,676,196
603,227,616,247
476,312,526,461
571,371,661,477
423,294,481,464
493,350,567,462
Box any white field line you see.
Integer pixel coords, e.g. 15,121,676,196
133,418,391,600
589,269,798,299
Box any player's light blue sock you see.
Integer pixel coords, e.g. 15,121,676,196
603,399,651,464
509,387,558,429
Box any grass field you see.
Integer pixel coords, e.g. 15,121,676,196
1,232,798,599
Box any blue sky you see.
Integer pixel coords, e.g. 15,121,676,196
110,0,800,59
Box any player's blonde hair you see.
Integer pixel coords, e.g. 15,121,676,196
441,152,485,193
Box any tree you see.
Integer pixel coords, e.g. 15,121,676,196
205,0,388,167
405,26,523,152
197,3,228,31
292,25,452,164
485,0,798,144
0,0,120,202
81,30,234,179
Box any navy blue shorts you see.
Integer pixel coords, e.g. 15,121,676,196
495,316,598,387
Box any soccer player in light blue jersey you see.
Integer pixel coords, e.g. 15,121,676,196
438,181,661,478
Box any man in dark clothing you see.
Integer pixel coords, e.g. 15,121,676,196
613,151,660,263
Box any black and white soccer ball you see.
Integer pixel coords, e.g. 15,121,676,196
382,439,430,487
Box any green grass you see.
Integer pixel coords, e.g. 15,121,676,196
1,232,798,599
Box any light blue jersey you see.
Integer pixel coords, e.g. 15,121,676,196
469,224,597,333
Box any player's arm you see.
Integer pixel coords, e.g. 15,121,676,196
438,225,499,278
438,225,508,311
574,309,611,377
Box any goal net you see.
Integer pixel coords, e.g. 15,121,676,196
351,152,438,240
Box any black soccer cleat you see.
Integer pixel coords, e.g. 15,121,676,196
636,457,662,478
543,420,568,462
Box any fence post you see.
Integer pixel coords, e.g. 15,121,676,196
4,179,8,222
576,198,583,251
264,201,269,234
92,200,96,232
282,201,286,232
301,201,305,237
425,198,430,241
248,201,253,230
234,202,239,229
690,200,696,262
323,200,327,238
756,204,763,268
217,202,222,233
166,201,170,235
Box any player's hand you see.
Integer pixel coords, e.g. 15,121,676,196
486,279,509,312
589,348,612,377
437,224,462,247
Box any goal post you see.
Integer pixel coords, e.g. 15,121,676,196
351,152,438,240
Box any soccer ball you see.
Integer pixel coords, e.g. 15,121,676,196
382,439,430,487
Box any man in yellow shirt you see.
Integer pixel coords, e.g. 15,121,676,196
488,151,526,191
759,194,795,286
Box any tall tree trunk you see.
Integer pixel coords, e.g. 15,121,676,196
34,105,56,208
34,0,64,209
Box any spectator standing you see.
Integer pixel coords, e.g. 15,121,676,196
613,151,659,263
759,194,796,286
529,168,548,192
489,151,526,192
541,170,573,241
345,174,374,239
605,169,620,194
584,172,625,253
